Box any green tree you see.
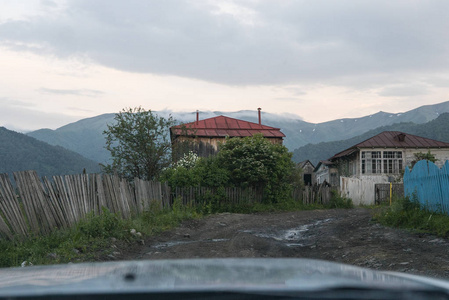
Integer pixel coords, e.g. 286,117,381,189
410,150,437,169
216,134,296,202
102,107,175,181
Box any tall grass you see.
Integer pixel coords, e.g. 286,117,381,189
373,195,449,237
0,198,200,268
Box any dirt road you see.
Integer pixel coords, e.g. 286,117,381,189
122,208,449,279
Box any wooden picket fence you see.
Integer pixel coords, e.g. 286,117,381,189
0,171,170,239
0,170,339,240
403,160,449,213
170,186,263,206
292,184,337,205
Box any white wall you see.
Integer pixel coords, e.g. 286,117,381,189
340,175,389,205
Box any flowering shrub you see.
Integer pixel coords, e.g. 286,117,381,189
173,151,199,170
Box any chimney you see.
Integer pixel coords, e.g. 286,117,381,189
196,110,199,125
258,108,262,125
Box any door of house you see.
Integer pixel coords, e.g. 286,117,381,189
303,174,312,186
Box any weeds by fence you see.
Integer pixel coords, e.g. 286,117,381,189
0,171,338,240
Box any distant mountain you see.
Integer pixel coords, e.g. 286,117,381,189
27,101,449,164
0,127,101,178
292,113,449,165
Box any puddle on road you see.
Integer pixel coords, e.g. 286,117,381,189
152,238,230,249
151,219,333,249
242,218,333,247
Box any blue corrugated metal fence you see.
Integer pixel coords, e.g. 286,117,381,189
403,160,449,213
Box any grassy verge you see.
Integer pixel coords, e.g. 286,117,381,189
0,200,201,268
373,196,449,237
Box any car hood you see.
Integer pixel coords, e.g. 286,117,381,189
0,258,448,299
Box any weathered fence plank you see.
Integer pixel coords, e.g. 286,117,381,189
0,170,342,240
0,174,28,237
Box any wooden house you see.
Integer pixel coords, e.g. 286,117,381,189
170,109,285,158
298,160,315,186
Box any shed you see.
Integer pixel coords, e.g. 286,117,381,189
298,160,315,186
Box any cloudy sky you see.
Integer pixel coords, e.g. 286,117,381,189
1,0,448,132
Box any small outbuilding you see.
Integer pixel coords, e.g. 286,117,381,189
298,160,315,186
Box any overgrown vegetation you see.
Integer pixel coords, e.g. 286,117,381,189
0,201,199,268
373,195,449,237
161,134,301,204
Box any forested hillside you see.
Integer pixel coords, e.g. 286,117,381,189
0,127,101,177
292,113,449,165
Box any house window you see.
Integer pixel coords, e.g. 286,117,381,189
361,151,381,174
361,150,403,174
383,151,403,174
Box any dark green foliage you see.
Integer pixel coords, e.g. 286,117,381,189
162,134,297,204
216,135,295,203
374,195,449,237
0,205,200,268
160,155,230,188
102,107,176,181
0,127,101,177
76,208,125,239
326,190,353,209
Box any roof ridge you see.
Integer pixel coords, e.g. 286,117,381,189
171,115,281,130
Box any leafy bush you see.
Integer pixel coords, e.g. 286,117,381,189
162,134,297,204
76,208,125,239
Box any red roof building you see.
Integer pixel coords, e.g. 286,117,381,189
170,110,285,158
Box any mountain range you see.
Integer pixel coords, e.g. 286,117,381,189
26,101,449,165
0,127,101,178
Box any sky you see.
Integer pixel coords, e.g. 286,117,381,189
1,0,449,132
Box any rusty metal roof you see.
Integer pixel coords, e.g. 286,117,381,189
171,115,285,138
331,131,449,160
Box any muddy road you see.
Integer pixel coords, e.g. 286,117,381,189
122,208,449,280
